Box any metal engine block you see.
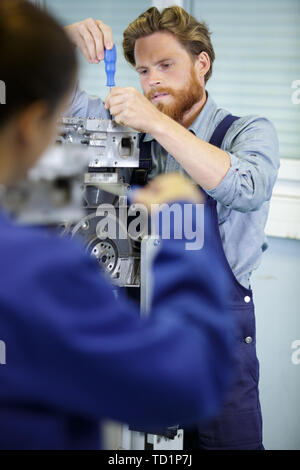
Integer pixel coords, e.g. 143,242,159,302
58,118,141,288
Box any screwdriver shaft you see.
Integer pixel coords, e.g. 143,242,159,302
104,45,116,121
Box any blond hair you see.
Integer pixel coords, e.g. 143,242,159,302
123,6,215,82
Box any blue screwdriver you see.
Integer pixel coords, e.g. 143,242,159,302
104,44,117,120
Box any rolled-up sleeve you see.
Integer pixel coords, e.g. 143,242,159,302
64,82,109,119
206,116,280,212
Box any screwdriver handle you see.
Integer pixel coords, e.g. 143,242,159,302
104,44,116,87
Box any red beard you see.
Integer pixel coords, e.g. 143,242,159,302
145,66,204,124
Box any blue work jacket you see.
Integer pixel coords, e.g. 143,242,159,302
0,201,234,449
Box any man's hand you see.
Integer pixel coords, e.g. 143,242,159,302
105,87,164,133
64,18,113,63
132,173,204,211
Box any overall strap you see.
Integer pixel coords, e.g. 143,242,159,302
209,114,240,148
206,114,240,205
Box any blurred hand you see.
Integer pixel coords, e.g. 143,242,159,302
64,18,113,63
132,173,204,211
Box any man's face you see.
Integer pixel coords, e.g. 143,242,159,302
134,31,204,124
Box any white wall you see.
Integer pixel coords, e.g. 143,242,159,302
252,236,300,450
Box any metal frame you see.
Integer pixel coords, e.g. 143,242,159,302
120,236,184,450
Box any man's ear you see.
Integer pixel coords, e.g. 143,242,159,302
14,101,50,147
195,51,211,81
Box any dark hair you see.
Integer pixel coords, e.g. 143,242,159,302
0,0,77,128
123,6,215,82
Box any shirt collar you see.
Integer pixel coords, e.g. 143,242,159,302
143,91,218,142
188,91,217,135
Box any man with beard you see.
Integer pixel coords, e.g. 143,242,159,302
64,6,279,450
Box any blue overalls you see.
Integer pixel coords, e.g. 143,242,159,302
135,115,263,450
196,116,263,450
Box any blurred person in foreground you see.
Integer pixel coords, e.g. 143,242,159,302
0,0,234,450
